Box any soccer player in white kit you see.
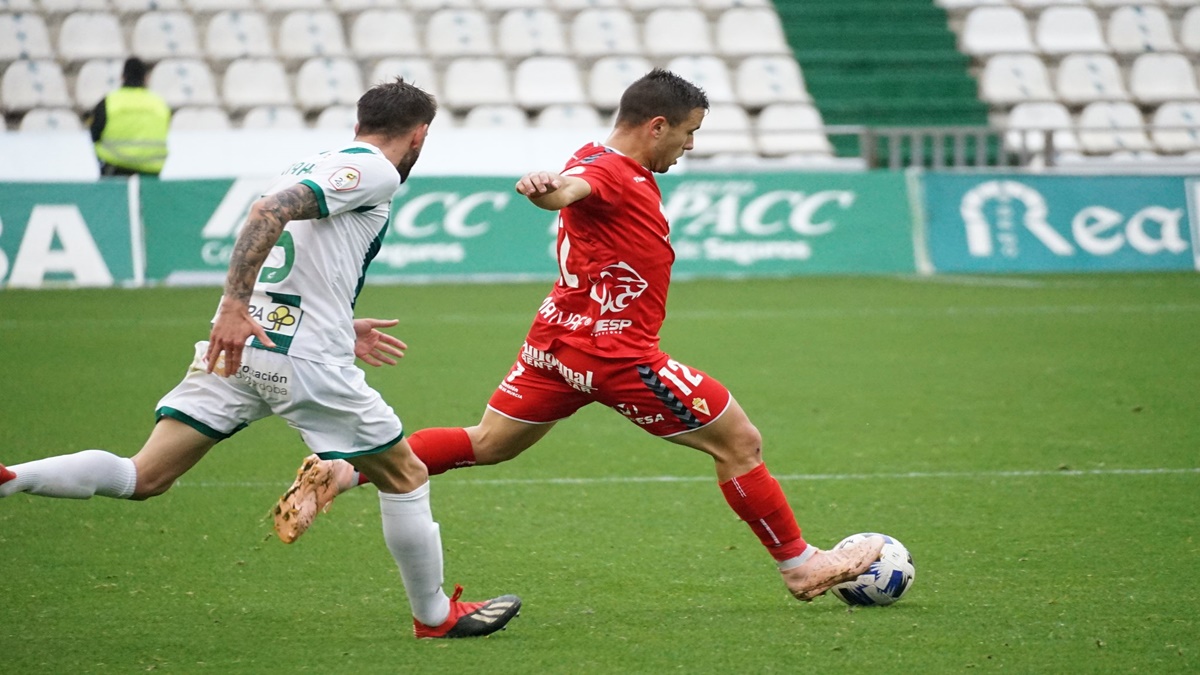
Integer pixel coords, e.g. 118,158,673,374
0,78,521,640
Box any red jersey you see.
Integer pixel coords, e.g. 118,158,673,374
524,143,675,359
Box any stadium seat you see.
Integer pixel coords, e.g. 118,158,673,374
514,56,586,108
979,54,1054,105
0,13,53,61
241,105,306,129
697,0,770,11
1088,0,1150,7
170,106,231,130
426,9,495,59
1129,53,1200,105
223,58,293,109
74,58,123,110
0,0,37,11
935,0,1007,11
186,0,252,13
1011,0,1084,8
1,59,71,110
734,56,811,110
1151,101,1200,154
552,0,623,10
960,7,1035,55
498,9,568,58
259,0,326,12
132,11,202,60
369,57,438,94
665,55,735,104
755,102,833,156
408,0,473,11
1106,6,1178,55
535,103,603,128
570,8,641,58
37,0,108,13
1035,7,1108,55
689,103,754,156
642,9,712,57
295,57,364,111
714,8,789,57
478,0,548,11
277,11,348,61
442,57,512,110
626,0,695,11
1055,54,1129,105
588,55,652,109
57,12,125,62
462,104,529,128
111,0,183,13
350,10,421,59
1078,101,1152,154
1183,8,1200,55
18,107,82,131
315,105,358,130
332,0,402,12
205,11,274,61
148,58,219,108
1004,101,1079,155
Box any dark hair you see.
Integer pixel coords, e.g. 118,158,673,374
122,57,147,87
356,77,438,138
614,68,709,128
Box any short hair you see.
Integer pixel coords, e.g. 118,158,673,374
122,58,147,87
614,69,709,128
356,78,438,138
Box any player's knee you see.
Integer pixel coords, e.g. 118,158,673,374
131,476,173,500
730,422,763,462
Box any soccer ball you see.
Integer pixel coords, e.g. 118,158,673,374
829,533,914,606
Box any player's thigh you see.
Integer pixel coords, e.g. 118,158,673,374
596,351,734,439
469,408,558,463
155,341,274,440
345,438,427,494
130,417,221,498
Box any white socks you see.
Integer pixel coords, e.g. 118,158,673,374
0,449,137,499
378,482,451,627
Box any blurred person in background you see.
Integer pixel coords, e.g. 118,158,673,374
88,57,170,176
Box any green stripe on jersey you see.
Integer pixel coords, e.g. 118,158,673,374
299,179,329,218
352,204,378,213
339,147,375,154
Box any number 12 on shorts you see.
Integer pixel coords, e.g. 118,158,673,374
658,359,703,396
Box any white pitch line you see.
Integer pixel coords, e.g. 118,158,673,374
172,466,1200,489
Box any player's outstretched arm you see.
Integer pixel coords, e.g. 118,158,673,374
353,318,407,367
515,171,591,211
206,184,322,375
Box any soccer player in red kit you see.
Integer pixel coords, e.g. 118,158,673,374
273,69,883,603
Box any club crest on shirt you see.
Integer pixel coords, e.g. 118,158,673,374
328,167,361,191
589,261,648,314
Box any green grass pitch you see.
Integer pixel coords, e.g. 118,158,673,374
1,273,1197,673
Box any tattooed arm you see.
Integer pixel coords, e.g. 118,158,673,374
205,184,322,376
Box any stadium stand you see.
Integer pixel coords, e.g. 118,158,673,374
169,105,231,130
242,105,306,129
535,102,603,128
18,106,80,131
513,56,587,108
0,13,53,61
204,11,275,62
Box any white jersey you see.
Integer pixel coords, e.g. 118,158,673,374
233,141,399,366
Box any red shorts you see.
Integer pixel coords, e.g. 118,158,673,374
486,341,733,438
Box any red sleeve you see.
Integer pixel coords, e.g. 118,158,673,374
566,160,623,206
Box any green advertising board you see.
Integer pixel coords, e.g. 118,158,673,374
0,181,135,287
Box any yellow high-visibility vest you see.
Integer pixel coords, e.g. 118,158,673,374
94,87,171,174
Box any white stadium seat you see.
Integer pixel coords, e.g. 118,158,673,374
132,11,202,60
1078,101,1152,154
223,58,293,109
690,103,755,156
478,0,548,11
2,59,71,110
735,56,810,109
0,13,52,61
1004,101,1079,154
277,11,348,61
1035,7,1108,55
698,0,770,11
332,0,402,12
185,0,251,13
570,8,641,58
756,102,833,156
960,7,1034,55
513,56,586,108
552,0,622,10
408,0,473,11
0,0,38,10
148,58,219,108
57,12,125,62
979,54,1054,105
442,57,512,110
642,9,712,57
351,10,421,59
111,0,182,13
425,9,495,59
315,105,359,130
588,55,652,109
714,8,789,57
74,58,124,110
205,11,274,61
462,104,529,128
19,107,82,131
665,55,735,104
242,105,306,129
1106,6,1179,55
1129,53,1200,105
258,0,325,11
1151,101,1200,154
936,0,1006,10
369,57,438,95
1011,0,1083,8
37,0,108,13
498,9,568,58
1183,8,1200,55
170,106,231,131
1055,54,1129,105
626,0,695,10
294,57,364,111
535,103,603,129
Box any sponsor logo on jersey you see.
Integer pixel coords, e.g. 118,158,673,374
328,167,361,191
616,402,665,426
537,297,593,330
633,176,647,183
520,343,596,394
247,292,304,338
589,261,648,315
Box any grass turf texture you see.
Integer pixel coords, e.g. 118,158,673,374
1,273,1197,673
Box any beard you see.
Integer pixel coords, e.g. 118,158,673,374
396,147,422,183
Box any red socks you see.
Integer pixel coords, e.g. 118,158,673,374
355,427,477,485
719,463,807,563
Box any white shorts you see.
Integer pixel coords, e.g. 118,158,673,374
155,342,404,460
